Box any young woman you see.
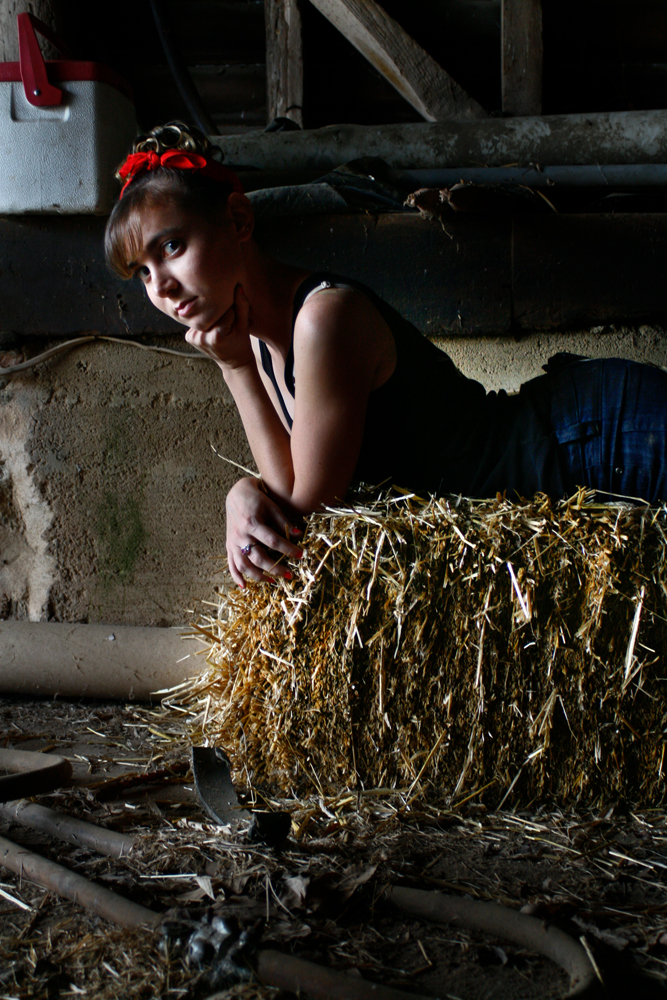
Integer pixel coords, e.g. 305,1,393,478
106,123,667,587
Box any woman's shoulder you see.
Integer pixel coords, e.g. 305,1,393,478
292,274,397,385
293,274,390,344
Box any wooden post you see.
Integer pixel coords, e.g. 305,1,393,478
265,0,304,128
501,0,543,116
0,0,62,61
308,0,486,122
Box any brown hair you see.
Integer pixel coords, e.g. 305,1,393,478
105,122,236,279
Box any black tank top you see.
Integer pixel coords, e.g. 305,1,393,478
258,273,564,498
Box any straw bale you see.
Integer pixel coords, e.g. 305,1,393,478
184,492,667,808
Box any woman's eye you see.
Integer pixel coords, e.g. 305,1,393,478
162,239,182,258
136,265,150,283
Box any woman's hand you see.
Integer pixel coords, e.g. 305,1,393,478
226,476,303,588
186,283,254,372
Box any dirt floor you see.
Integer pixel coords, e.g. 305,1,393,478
1,698,667,999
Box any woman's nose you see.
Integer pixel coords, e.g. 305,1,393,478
153,268,178,297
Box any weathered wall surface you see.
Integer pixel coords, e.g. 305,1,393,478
436,324,667,393
1,337,251,625
2,322,666,627
0,377,55,621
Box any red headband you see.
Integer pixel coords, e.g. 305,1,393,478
118,149,244,198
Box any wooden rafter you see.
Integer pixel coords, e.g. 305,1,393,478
501,0,543,116
265,0,304,127
308,0,486,122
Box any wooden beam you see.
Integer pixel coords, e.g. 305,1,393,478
308,0,486,122
502,0,543,116
214,110,667,173
0,217,181,336
265,0,304,127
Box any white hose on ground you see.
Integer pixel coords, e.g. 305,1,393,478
0,801,135,858
0,833,160,927
386,885,604,998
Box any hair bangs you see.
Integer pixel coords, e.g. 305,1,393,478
104,200,147,279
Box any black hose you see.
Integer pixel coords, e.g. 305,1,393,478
148,0,219,136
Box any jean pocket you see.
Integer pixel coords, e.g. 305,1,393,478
554,419,601,445
554,420,602,481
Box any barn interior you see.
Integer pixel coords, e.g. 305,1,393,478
2,1,667,998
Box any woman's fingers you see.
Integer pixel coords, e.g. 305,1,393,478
262,499,303,551
225,476,304,587
227,550,246,589
230,542,287,586
240,544,283,579
240,530,301,574
251,526,302,560
230,528,302,586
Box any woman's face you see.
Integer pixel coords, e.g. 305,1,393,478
130,196,251,331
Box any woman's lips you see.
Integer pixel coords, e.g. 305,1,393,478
175,297,197,318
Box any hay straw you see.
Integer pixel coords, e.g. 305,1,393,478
178,492,667,809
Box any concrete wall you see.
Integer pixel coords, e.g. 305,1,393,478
2,321,667,626
437,324,667,393
1,337,250,625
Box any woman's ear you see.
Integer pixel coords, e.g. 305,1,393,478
227,192,254,242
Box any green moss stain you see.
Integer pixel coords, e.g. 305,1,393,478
97,492,147,585
96,414,149,587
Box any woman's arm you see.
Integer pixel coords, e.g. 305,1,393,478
186,283,297,499
226,285,391,513
186,282,393,583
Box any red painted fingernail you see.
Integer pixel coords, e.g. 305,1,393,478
265,575,275,582
284,572,293,580
295,550,303,559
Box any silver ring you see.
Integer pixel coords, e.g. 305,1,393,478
241,543,253,556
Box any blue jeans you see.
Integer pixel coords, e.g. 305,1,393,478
545,355,667,503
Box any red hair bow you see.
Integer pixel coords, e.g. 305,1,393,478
118,149,243,197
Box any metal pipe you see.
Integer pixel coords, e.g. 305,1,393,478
212,109,667,173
